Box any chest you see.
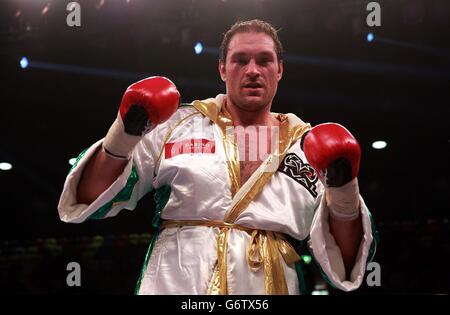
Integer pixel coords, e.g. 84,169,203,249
236,127,274,187
239,160,263,187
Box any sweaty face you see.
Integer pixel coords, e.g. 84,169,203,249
219,32,283,112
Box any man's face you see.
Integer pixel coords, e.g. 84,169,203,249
219,32,283,112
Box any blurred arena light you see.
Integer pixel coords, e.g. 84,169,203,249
194,42,203,55
16,59,222,89
96,0,105,10
69,158,77,166
20,57,29,69
312,283,329,295
0,162,13,171
41,3,50,16
283,52,450,79
372,141,387,150
376,36,450,57
302,255,312,264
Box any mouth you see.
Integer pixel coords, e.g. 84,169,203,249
242,82,264,95
243,82,263,89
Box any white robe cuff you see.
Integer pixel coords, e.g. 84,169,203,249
57,139,139,223
308,195,377,291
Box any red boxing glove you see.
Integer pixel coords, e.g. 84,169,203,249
119,76,180,136
103,76,180,159
302,123,361,187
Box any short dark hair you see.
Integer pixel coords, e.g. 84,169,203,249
219,19,283,63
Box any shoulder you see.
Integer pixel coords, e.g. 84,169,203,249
142,102,203,143
170,103,199,120
157,103,201,130
137,103,201,158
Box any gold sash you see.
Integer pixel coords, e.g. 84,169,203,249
161,220,300,295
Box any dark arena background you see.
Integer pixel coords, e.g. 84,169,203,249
0,0,449,295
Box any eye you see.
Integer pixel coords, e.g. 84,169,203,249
258,56,272,66
235,57,247,65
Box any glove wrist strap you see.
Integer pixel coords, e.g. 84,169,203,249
103,114,142,159
326,177,360,221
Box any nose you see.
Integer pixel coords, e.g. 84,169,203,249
245,59,260,78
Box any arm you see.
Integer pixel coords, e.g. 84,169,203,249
77,148,128,204
308,193,375,291
329,211,363,277
303,123,364,279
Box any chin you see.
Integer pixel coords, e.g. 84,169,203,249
239,96,267,111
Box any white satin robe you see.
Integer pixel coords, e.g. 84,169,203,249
58,94,377,294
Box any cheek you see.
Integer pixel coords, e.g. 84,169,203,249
269,72,280,88
230,73,242,87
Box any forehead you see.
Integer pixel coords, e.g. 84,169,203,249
227,32,276,56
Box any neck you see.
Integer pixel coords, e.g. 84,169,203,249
225,98,277,127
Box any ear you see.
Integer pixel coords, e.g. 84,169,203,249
219,61,226,82
277,60,283,81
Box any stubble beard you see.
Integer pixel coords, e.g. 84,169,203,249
231,91,272,113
